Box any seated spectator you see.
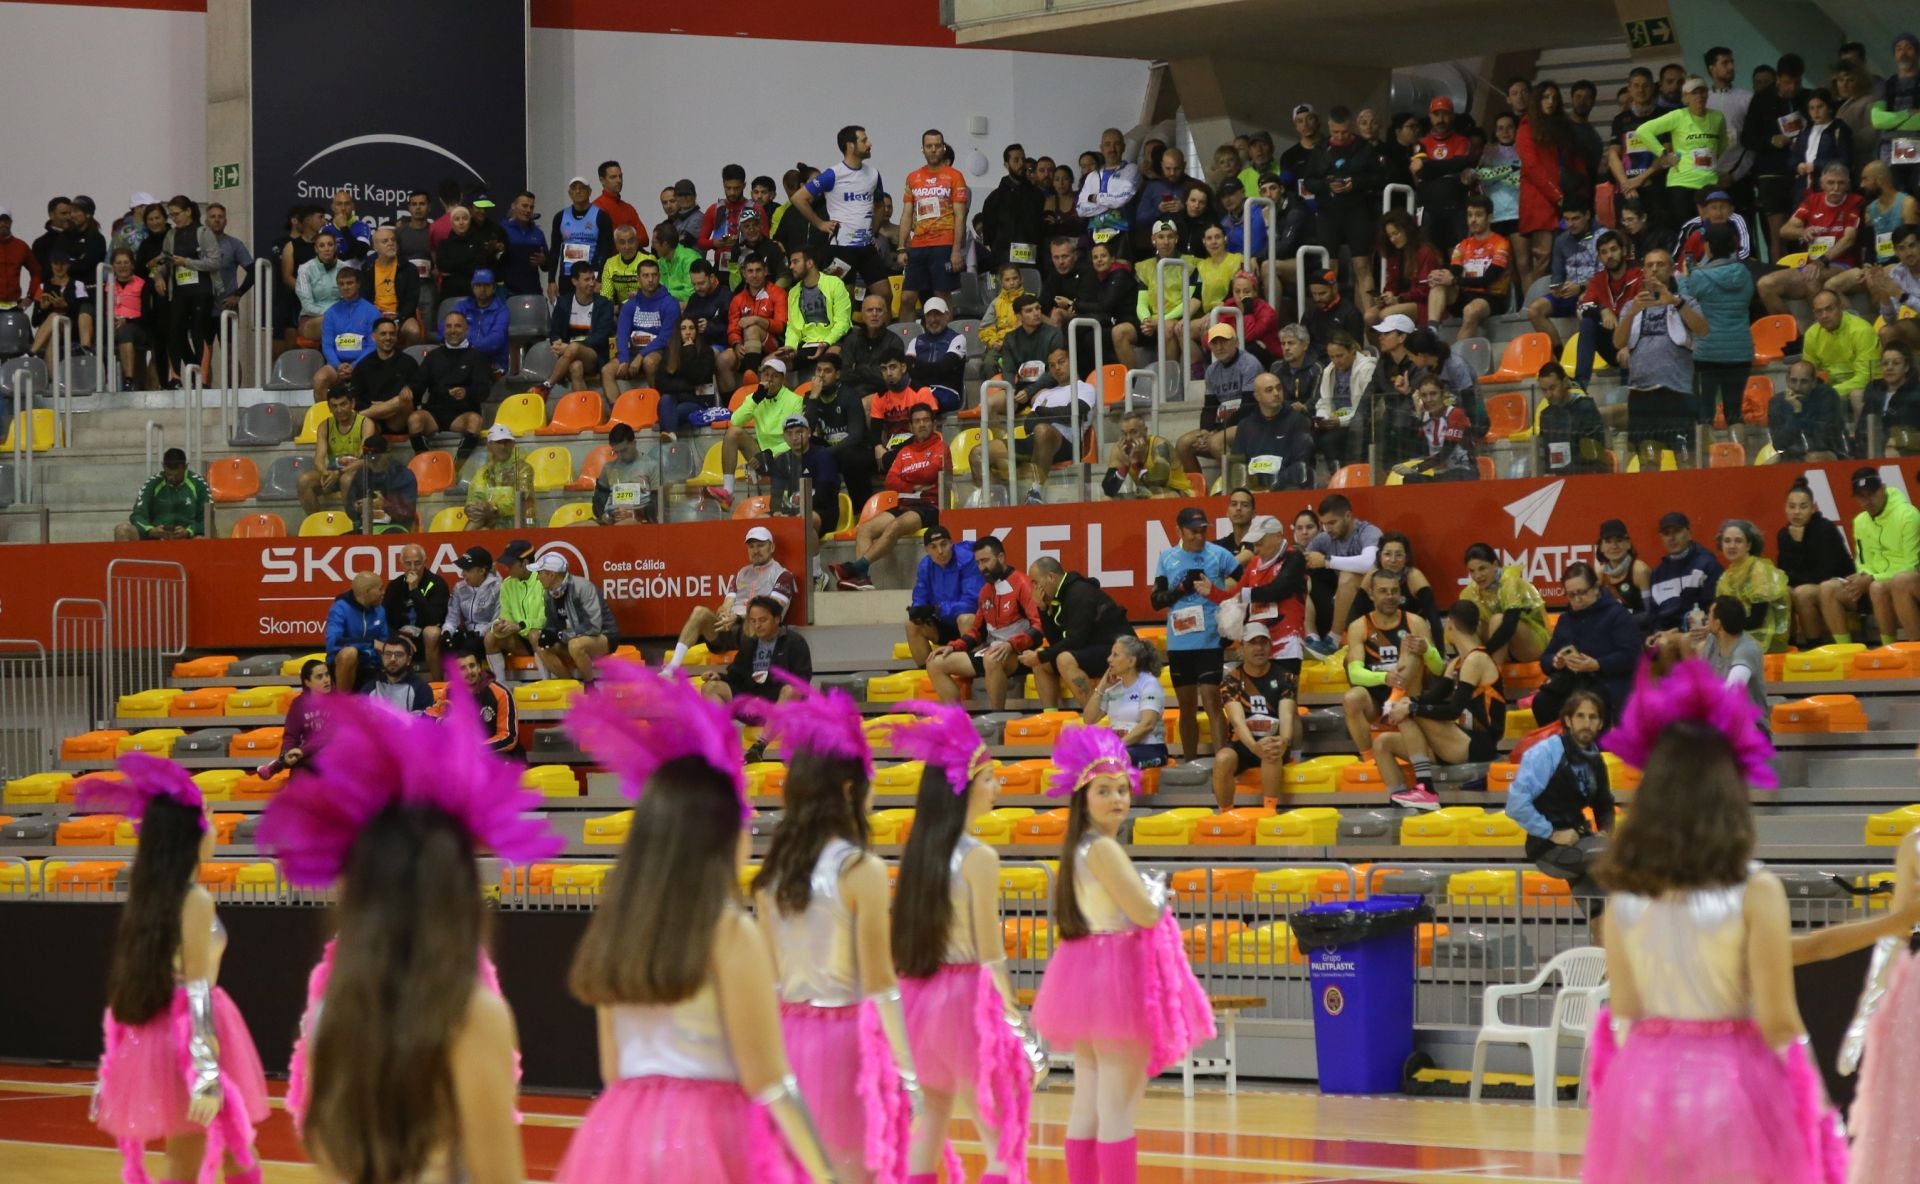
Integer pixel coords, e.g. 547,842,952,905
668,181,704,252
1347,530,1438,631
1571,229,1642,388
362,227,423,345
701,595,812,706
928,536,1042,710
1339,570,1440,756
1845,468,1920,643
1212,623,1295,808
1671,190,1753,267
1135,220,1201,363
973,347,1095,505
28,251,92,366
311,263,379,401
1101,410,1189,498
547,177,615,296
295,230,342,341
1857,224,1920,354
0,207,44,305
734,207,787,287
652,221,700,304
433,206,499,304
1714,518,1790,654
1645,511,1725,636
343,436,420,532
1682,223,1757,439
592,424,656,525
453,270,511,375
652,318,720,442
113,447,209,542
365,636,434,714
482,539,546,680
1758,163,1865,314
665,525,798,673
1391,376,1477,483
725,255,786,378
905,297,967,412
1024,554,1133,709
681,260,735,386
383,543,448,668
431,650,518,755
1311,331,1374,471
1524,196,1601,351
827,404,949,590
1536,561,1642,723
1303,493,1384,655
465,425,534,530
783,246,852,376
1805,289,1882,420
1225,513,1308,663
978,263,1027,352
904,526,981,663
866,354,939,458
1368,211,1446,328
1073,239,1141,368
1857,345,1920,455
1504,690,1615,897
1537,361,1609,475
1083,635,1170,769
1694,594,1772,733
984,293,1065,418
442,546,502,661
765,415,840,534
260,659,334,778
1434,195,1512,342
1300,272,1364,361
324,571,388,691
346,317,423,441
1222,271,1281,366
1228,370,1316,491
610,256,679,392
1779,476,1858,646
837,293,904,401
296,388,370,514
531,552,617,684
1462,542,1548,664
1615,248,1706,465
802,354,874,508
104,248,151,390
417,310,495,465
1175,323,1263,482
1186,226,1246,349
597,225,652,308
1765,362,1848,463
1593,522,1651,631
536,264,617,399
1376,601,1506,811
713,357,805,509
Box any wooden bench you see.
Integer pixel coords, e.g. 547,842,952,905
1013,988,1265,1096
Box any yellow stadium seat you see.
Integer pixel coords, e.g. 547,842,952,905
1865,805,1920,846
1299,659,1350,692
1623,449,1679,473
522,765,579,797
294,402,329,445
1465,812,1527,846
548,501,595,528
552,864,611,893
1781,643,1866,681
513,679,584,709
1132,807,1212,845
1257,807,1342,846
1282,755,1358,794
234,863,279,890
494,393,548,436
116,688,184,718
684,441,751,486
1004,918,1054,959
1447,869,1520,904
1184,920,1248,962
428,505,470,533
278,652,326,676
1601,753,1642,791
299,510,354,536
0,408,57,452
1503,707,1538,739
0,862,32,894
116,728,184,756
870,807,917,845
864,713,916,749
969,814,1016,843
1401,806,1484,845
867,670,934,703
739,863,761,894
584,810,634,845
5,772,71,804
1225,921,1306,964
999,866,1049,895
891,642,914,660
226,685,294,715
189,769,245,801
113,819,141,846
872,761,926,794
525,445,574,492
833,490,855,537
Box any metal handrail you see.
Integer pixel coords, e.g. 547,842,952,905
1243,195,1279,310
1151,255,1195,414
981,378,1015,506
180,363,204,470
1379,184,1417,294
1066,316,1106,501
252,257,274,393
49,314,73,442
94,262,119,391
1124,367,1161,444
216,309,239,440
145,421,164,473
10,372,31,504
1295,245,1331,324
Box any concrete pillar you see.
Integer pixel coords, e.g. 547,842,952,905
1165,54,1392,156
206,0,258,383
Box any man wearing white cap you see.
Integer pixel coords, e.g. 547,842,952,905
532,551,618,684
665,524,800,672
710,356,804,510
547,175,614,298
1137,219,1200,361
904,296,968,412
1213,621,1297,811
465,424,534,530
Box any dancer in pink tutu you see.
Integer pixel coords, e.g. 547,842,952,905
256,689,564,1184
85,753,270,1184
751,678,918,1184
1030,725,1214,1184
889,702,1044,1184
556,662,836,1184
1583,658,1846,1184
1840,824,1920,1184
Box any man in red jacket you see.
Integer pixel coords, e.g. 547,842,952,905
828,402,948,590
726,256,788,376
927,535,1042,708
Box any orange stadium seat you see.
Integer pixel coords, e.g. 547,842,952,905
596,388,660,432
1483,332,1551,384
568,444,615,491
1751,315,1797,365
207,456,261,503
409,450,457,496
536,390,605,436
229,512,286,538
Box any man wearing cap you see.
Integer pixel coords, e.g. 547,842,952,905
1614,248,1707,463
1874,32,1920,195
466,425,534,530
345,316,423,441
905,525,982,664
113,446,209,541
482,540,547,682
783,245,853,375
1135,219,1201,362
1024,554,1133,709
733,205,786,286
446,267,509,375
538,263,618,400
1175,323,1265,483
325,572,389,692
1215,619,1297,810
1645,511,1725,637
443,546,503,661
670,179,705,247
1152,506,1239,758
1076,128,1141,259
547,176,615,300
898,131,969,321
593,161,646,245
972,346,1095,505
383,543,448,669
1846,468,1920,643
1412,96,1476,258
1671,189,1753,267
765,414,841,534
417,310,495,465
1630,77,1731,231
1525,196,1602,352
343,434,421,531
905,297,967,412
530,552,617,685
365,635,434,714
1300,270,1363,362
1235,131,1278,203
666,526,800,672
710,357,805,510
311,263,380,402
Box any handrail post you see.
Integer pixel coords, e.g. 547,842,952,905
1124,367,1159,444
94,263,118,392
217,309,239,441
1066,316,1105,502
253,258,273,395
1210,304,1244,351
798,475,817,623
1152,255,1195,413
980,378,1016,507
180,364,203,470
145,421,164,473
1379,184,1416,296
51,315,72,443
1243,195,1279,310
11,372,29,504
1295,245,1330,323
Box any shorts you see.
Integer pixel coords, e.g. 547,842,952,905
1062,643,1112,680
969,647,1018,678
1362,683,1392,710
827,244,889,286
896,499,940,532
557,342,604,372
1225,739,1279,771
1167,646,1224,687
111,321,150,352
917,614,963,644
1010,421,1083,463
1450,287,1511,316
442,628,484,658
903,246,955,293
1538,292,1579,317
1316,206,1376,256
421,397,480,428
1754,174,1796,216
1127,743,1169,768
712,620,745,654
1491,219,1520,238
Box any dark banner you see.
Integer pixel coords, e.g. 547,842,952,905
250,0,527,235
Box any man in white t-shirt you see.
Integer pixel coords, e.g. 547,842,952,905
792,124,887,290
971,347,1095,506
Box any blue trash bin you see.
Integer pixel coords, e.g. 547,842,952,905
1294,894,1423,1094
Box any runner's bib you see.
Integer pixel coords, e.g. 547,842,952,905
334,332,363,354
1892,139,1920,165
1170,604,1206,636
563,242,592,264
1009,243,1036,265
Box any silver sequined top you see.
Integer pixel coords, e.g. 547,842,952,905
610,982,737,1082
769,837,864,1006
941,834,985,965
1072,835,1135,934
1609,878,1753,1020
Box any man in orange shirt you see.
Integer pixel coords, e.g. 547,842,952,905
1431,194,1512,342
899,129,970,321
591,160,648,250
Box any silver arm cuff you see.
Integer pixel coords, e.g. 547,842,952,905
868,988,922,1109
183,979,223,1106
1141,868,1171,913
1840,936,1902,1075
754,1074,838,1183
987,960,1049,1088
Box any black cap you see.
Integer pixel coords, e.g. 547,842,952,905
455,545,494,570
923,524,952,543
1248,129,1275,145
673,178,696,196
499,539,535,564
1598,518,1629,540
1176,507,1209,529
1216,177,1245,196
361,434,390,454
1853,467,1885,496
73,195,96,214
1657,511,1689,532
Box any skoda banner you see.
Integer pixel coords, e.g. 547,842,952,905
250,0,527,236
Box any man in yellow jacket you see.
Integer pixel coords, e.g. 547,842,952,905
1845,468,1920,642
1805,290,1882,419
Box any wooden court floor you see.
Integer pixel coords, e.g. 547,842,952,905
0,1064,1587,1183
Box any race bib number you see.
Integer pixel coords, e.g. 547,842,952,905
888,431,912,448
1009,243,1036,265
1017,360,1045,382
609,483,651,507
1808,238,1831,259
1170,604,1206,636
1216,397,1242,419
563,242,592,263
1777,112,1805,138
174,266,199,285
914,196,942,222
629,331,654,347
1690,148,1716,170
334,332,363,354
1892,139,1920,165
1247,455,1282,477
1246,715,1274,738
1549,441,1571,469
1463,257,1489,278
825,428,849,445
412,258,432,278
1248,600,1278,622
1878,232,1898,262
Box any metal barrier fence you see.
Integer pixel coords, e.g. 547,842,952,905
52,597,109,734
94,263,120,392
101,559,189,714
0,642,51,782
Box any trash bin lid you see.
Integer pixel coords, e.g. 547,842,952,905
1300,893,1425,916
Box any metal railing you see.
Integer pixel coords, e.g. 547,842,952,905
1243,196,1279,311
1066,316,1105,500
52,597,109,732
252,258,274,392
1123,367,1161,444
101,559,189,715
93,262,119,391
1150,255,1195,416
11,371,35,504
180,363,205,469
143,421,165,473
1295,245,1331,319
1379,184,1417,295
216,308,240,441
982,377,1016,506
0,641,51,781
48,314,72,413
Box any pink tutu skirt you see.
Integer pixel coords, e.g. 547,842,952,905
1030,911,1215,1075
780,1000,911,1184
556,1075,801,1184
1848,948,1920,1184
901,963,1034,1183
1583,1011,1846,1184
96,986,271,1184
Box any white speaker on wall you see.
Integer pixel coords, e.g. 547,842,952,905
968,115,989,137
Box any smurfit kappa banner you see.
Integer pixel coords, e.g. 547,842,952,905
250,0,527,236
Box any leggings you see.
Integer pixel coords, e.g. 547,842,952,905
167,285,212,377
1694,360,1749,427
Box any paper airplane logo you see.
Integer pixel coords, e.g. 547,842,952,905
1504,480,1565,538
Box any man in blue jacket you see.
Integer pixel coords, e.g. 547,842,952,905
454,269,511,374
325,571,389,691
311,262,380,400
903,525,981,663
610,257,679,390
1535,561,1643,722
1646,510,1724,636
535,263,617,399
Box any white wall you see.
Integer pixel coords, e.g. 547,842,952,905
0,3,207,240
530,28,1151,220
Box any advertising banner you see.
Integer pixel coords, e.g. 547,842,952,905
250,0,527,235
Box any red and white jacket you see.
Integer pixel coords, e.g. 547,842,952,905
727,283,788,344
957,570,1043,653
884,433,949,496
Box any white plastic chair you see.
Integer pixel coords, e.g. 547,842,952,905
1468,945,1608,1107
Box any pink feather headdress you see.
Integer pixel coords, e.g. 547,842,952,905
887,701,990,792
72,753,206,831
1602,657,1777,789
565,659,752,819
736,672,874,779
1047,725,1142,797
257,679,565,887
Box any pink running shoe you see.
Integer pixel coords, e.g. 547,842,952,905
1391,785,1440,811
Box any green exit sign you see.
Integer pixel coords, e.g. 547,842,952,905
212,163,241,191
1624,17,1675,50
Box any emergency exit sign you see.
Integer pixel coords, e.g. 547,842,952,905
212,163,241,191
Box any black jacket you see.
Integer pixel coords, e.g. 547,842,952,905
419,344,496,416
806,382,869,452
724,628,814,699
1037,572,1134,664
980,175,1047,262
1304,137,1385,211
1539,395,1609,474
1042,259,1098,322
547,294,616,357
1078,262,1138,328
837,326,904,396
1775,514,1856,589
1742,87,1810,178
1769,384,1849,459
384,572,449,633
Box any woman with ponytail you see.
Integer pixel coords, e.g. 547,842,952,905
88,754,270,1184
890,702,1042,1184
1029,726,1213,1184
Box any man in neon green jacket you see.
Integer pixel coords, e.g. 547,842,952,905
484,538,548,683
1805,290,1883,418
1629,77,1729,232
709,357,805,510
784,245,851,373
1845,468,1920,642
